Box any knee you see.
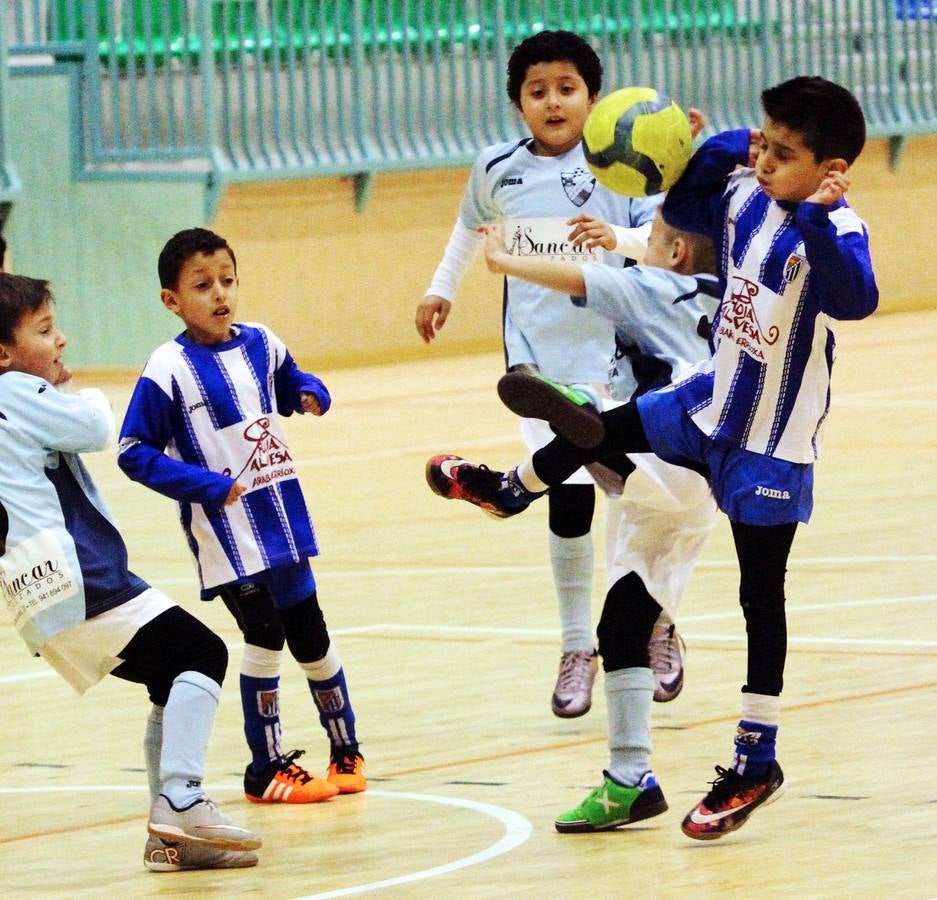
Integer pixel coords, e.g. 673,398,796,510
280,592,331,663
548,483,595,538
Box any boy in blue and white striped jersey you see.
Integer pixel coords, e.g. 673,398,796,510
118,228,366,805
0,273,261,871
428,75,878,841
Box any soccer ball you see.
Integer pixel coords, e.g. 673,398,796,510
582,87,693,196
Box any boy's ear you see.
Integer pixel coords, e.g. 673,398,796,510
161,288,180,314
0,342,12,370
826,157,849,174
671,236,689,268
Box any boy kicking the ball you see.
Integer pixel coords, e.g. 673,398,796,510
0,273,261,871
416,28,697,718
118,228,367,808
427,75,878,839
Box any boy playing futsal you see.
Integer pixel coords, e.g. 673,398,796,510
118,228,366,806
0,273,261,871
427,75,878,839
430,209,720,830
416,29,688,717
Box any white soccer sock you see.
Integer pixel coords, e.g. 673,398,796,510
515,459,549,492
143,704,164,806
605,667,655,787
298,644,342,681
159,671,221,810
741,691,781,726
549,531,595,652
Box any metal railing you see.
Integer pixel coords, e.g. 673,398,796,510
6,1,937,188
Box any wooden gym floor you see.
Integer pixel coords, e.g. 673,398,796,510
0,308,935,898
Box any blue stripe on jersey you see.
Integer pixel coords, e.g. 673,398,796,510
241,327,273,415
241,488,297,567
811,330,836,457
767,280,813,455
179,501,207,588
278,479,318,553
760,220,802,294
718,352,766,440
484,138,532,174
732,189,771,269
171,378,212,469
204,505,246,578
182,345,244,429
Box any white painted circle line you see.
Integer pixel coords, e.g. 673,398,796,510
0,785,533,898
291,789,533,899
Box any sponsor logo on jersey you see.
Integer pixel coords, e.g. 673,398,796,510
499,176,523,188
715,276,780,361
755,485,791,500
314,686,346,713
561,167,596,207
188,400,206,413
783,253,805,283
232,417,297,490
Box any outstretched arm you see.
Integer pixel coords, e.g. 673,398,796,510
481,225,587,295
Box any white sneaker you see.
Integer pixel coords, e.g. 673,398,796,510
144,835,258,871
551,649,598,718
649,624,686,702
148,795,262,851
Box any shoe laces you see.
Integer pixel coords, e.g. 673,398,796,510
555,650,595,693
457,462,505,495
277,749,315,785
704,765,748,804
648,625,679,673
331,748,362,774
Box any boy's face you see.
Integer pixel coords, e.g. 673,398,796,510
517,61,595,156
162,249,239,345
0,301,70,385
754,117,844,202
643,213,677,270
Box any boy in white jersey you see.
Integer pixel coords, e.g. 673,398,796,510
426,76,878,840
431,210,719,831
119,229,366,807
415,29,688,717
0,273,261,872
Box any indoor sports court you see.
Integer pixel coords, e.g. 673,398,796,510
1,2,935,897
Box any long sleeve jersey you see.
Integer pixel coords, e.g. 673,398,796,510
460,138,661,383
662,130,878,462
118,323,330,592
0,373,147,654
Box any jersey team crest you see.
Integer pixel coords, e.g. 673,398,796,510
783,253,805,283
561,167,597,207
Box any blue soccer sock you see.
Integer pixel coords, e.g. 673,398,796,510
240,644,284,774
299,646,358,751
732,692,781,779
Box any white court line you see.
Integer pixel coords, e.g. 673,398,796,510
0,784,533,898
4,593,934,685
292,790,532,899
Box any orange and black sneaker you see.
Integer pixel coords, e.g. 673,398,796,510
681,760,785,840
244,749,339,804
327,747,368,794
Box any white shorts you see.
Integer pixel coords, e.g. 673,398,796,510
39,588,176,694
600,454,717,621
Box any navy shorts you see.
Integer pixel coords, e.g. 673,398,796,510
636,388,814,526
207,559,317,608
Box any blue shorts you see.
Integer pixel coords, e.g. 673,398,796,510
206,560,317,608
636,388,814,526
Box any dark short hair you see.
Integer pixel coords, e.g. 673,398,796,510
761,76,866,165
506,30,602,106
158,228,237,290
0,273,54,343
